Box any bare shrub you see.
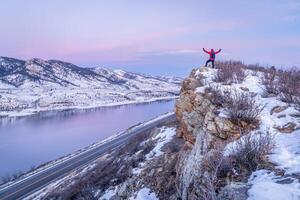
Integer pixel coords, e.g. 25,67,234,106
206,87,264,126
1,174,12,184
229,131,274,172
225,90,264,126
261,66,279,96
0,170,26,185
214,61,246,84
191,149,233,200
205,86,230,107
214,66,233,84
44,129,156,199
202,150,232,182
194,150,225,200
191,131,274,200
246,64,268,74
278,68,300,103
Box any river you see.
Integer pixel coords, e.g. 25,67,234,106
0,100,175,178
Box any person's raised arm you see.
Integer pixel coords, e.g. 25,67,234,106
215,49,222,54
203,48,209,54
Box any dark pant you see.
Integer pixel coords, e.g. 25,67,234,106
205,60,215,68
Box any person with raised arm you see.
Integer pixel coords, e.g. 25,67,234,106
203,48,221,68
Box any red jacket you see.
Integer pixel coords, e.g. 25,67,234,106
203,48,221,60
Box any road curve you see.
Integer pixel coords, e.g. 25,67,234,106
0,113,175,200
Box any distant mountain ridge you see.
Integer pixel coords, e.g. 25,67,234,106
0,57,182,88
0,56,182,117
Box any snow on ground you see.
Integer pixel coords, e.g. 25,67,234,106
247,170,300,200
129,187,158,200
98,126,176,199
0,61,181,117
99,126,176,200
99,188,117,200
269,130,300,174
132,126,176,175
145,127,176,159
195,67,300,199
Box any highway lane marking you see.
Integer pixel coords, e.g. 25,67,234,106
0,113,174,193
1,142,124,199
0,129,143,200
1,115,174,199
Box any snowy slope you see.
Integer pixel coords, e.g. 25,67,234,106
0,57,182,117
195,67,300,200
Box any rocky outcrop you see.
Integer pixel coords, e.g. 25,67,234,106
175,67,246,200
175,68,240,145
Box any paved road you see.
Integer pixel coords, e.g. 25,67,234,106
0,113,175,200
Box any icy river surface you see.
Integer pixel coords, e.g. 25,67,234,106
0,100,175,178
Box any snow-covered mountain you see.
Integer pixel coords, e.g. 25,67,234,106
0,57,182,117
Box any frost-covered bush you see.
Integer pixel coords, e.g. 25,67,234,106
278,68,300,103
214,61,246,84
229,131,274,172
246,63,267,74
261,67,279,96
205,86,230,107
196,149,232,200
296,98,300,109
225,90,264,126
190,131,274,200
206,87,264,126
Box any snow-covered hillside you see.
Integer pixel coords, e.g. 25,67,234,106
0,57,182,117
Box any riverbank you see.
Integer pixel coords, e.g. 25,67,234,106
0,100,175,182
0,96,178,118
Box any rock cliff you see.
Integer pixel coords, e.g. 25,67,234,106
175,68,244,199
174,66,300,200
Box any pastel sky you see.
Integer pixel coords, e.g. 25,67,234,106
0,0,299,76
